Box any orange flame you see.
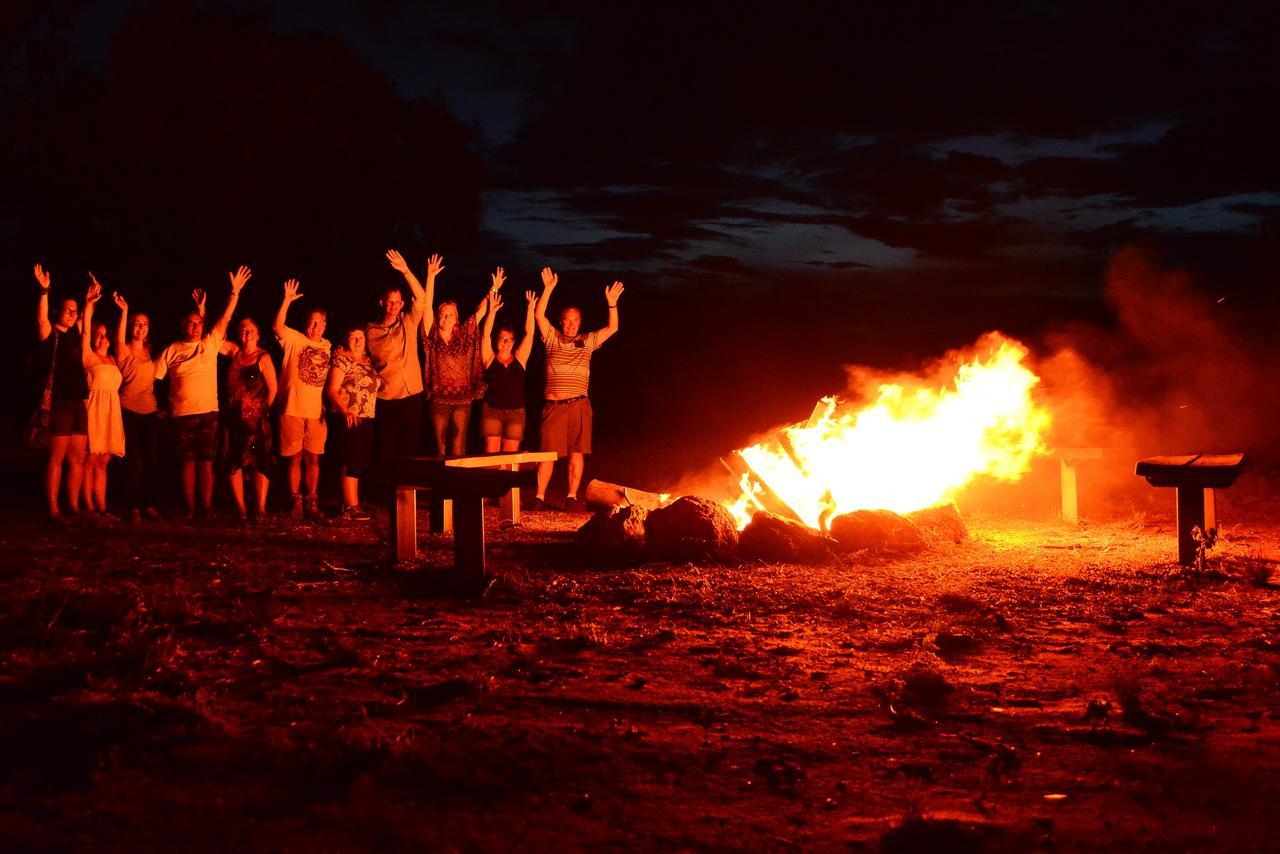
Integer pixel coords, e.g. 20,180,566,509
725,333,1051,529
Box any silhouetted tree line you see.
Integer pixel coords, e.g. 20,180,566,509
2,1,484,440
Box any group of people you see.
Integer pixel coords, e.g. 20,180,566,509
31,251,624,525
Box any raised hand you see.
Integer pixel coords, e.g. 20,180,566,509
426,253,445,278
228,265,252,295
34,264,51,290
604,281,625,306
191,288,207,314
283,278,303,303
488,290,504,314
386,249,410,274
525,289,537,307
490,266,506,294
112,291,128,311
85,276,103,306
540,267,558,290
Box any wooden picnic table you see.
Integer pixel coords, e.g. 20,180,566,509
384,451,558,578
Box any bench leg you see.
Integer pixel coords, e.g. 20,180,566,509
394,487,417,562
499,463,520,525
429,497,454,533
1060,458,1079,525
453,496,485,583
1175,486,1208,566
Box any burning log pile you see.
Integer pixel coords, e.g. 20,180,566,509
579,496,967,564
581,333,1041,566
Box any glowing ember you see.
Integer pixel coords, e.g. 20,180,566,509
725,333,1051,529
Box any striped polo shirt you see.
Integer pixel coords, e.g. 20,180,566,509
543,329,600,398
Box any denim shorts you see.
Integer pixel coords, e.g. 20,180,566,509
480,404,525,441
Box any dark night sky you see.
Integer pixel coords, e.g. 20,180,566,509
12,0,1280,284
4,0,1279,480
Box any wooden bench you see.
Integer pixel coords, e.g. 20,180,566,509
1136,453,1245,565
384,452,558,579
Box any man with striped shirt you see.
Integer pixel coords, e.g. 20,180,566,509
533,266,624,511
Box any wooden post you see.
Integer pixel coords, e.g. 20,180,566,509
1203,488,1216,535
1175,486,1207,566
499,463,520,524
429,497,453,533
394,487,417,562
1060,457,1079,525
453,496,485,583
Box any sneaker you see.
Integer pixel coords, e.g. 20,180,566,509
289,494,304,521
563,496,579,513
142,507,162,521
49,512,72,528
531,496,547,511
342,504,371,522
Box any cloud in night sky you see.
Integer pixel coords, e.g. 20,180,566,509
9,0,1280,289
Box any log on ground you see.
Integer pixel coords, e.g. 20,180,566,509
829,509,925,553
645,496,739,562
577,505,649,557
739,510,836,564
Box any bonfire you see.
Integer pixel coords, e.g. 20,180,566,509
723,332,1052,531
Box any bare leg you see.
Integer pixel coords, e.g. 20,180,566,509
288,454,302,496
501,438,520,453
229,469,247,516
46,436,69,516
253,471,269,515
341,473,360,508
92,456,109,511
65,435,86,513
197,461,215,511
82,453,96,511
303,451,321,498
566,452,584,499
181,461,197,514
484,436,502,453
536,460,554,500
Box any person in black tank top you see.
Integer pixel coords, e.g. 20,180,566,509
478,287,537,452
33,264,88,523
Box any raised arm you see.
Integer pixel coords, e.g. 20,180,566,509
81,276,102,367
470,266,504,326
534,266,557,339
274,278,302,338
35,264,52,340
401,252,443,337
480,290,502,367
191,288,206,318
385,249,427,304
211,265,251,339
516,290,537,367
112,291,130,355
593,281,624,346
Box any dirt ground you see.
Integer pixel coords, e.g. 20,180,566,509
2,475,1279,851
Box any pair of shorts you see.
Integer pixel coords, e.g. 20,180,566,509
279,414,327,456
333,417,375,477
174,412,219,462
49,399,88,437
539,397,591,455
481,404,525,442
